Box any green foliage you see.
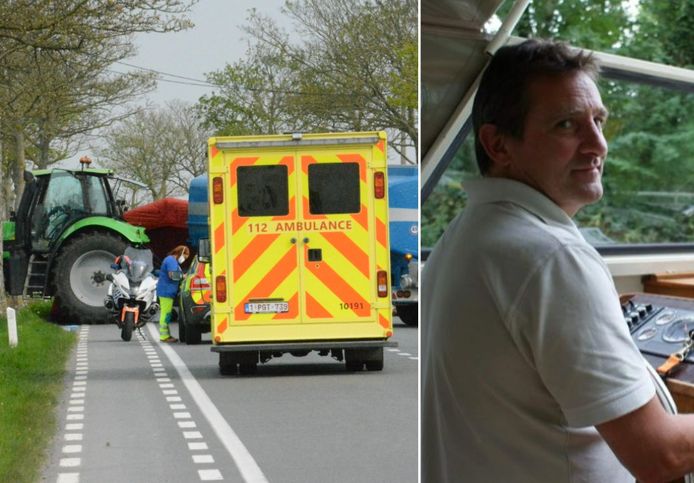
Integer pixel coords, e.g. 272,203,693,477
197,0,418,163
0,302,76,483
510,0,634,50
390,42,418,109
625,1,694,67
198,44,304,136
423,131,476,245
422,181,467,247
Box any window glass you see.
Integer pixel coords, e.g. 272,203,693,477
422,82,694,248
308,162,360,215
575,83,694,246
85,175,109,215
44,173,84,212
31,171,85,248
237,165,289,217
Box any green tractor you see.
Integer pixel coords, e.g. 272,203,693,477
2,159,149,324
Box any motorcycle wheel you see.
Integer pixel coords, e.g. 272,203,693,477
121,311,134,342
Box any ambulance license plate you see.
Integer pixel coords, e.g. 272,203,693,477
244,302,289,314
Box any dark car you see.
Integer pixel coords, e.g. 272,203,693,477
178,257,211,344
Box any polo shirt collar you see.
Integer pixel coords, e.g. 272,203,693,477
462,177,581,233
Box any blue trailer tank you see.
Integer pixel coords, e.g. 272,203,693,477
387,165,418,327
188,175,209,248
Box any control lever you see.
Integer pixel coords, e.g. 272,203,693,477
657,329,694,377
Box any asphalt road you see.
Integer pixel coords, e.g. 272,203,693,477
41,318,418,483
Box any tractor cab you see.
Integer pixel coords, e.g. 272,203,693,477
20,169,119,253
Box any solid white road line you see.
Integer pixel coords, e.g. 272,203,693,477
147,323,269,483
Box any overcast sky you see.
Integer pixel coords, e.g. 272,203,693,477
124,0,290,106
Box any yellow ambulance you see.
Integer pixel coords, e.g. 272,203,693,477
206,131,396,375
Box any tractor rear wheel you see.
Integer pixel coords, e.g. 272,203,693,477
54,232,127,324
397,304,418,327
184,323,202,345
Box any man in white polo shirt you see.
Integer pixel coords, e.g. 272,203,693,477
422,39,694,482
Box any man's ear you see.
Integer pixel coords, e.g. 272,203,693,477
478,124,513,169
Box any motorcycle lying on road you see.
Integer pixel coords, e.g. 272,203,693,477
104,246,159,341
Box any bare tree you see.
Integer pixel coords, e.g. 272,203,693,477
99,101,210,202
164,101,210,192
0,0,197,306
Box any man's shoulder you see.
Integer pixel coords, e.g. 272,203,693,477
470,201,584,251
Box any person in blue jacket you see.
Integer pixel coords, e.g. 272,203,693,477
157,245,190,342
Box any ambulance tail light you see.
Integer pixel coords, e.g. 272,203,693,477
377,270,388,297
374,171,385,199
215,275,227,303
212,176,224,204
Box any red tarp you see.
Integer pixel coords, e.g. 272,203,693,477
123,198,188,230
123,198,191,265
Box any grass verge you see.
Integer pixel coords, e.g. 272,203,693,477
0,302,76,483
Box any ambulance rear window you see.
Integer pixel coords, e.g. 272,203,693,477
308,163,360,214
237,165,289,217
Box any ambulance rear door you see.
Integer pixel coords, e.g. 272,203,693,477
298,136,389,331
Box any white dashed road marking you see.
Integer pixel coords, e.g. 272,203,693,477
146,323,269,483
56,473,79,483
57,326,89,482
137,331,231,482
199,469,224,481
386,346,418,361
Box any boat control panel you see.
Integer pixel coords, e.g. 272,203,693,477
623,295,694,362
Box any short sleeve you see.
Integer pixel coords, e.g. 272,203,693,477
162,256,177,272
508,244,655,427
